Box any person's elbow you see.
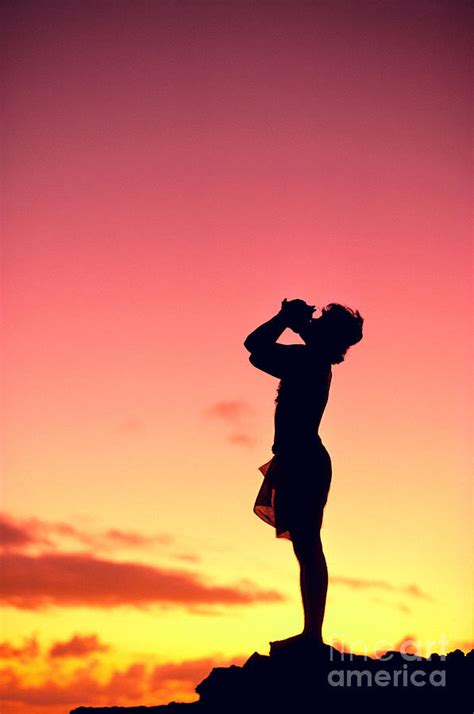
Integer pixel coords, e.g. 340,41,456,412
243,335,255,353
248,351,257,366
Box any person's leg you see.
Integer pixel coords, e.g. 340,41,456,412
291,527,328,642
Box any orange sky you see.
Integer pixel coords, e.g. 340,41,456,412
1,1,472,712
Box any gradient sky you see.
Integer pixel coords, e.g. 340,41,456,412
1,1,472,712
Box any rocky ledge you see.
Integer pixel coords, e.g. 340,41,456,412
71,641,473,714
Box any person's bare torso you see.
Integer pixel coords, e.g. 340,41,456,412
272,347,332,454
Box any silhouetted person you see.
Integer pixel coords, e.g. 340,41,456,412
244,298,363,649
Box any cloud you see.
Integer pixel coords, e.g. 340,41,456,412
228,432,255,447
205,400,256,447
0,637,39,661
48,635,109,659
1,552,284,610
206,400,254,422
102,529,173,548
0,515,53,550
0,654,246,712
0,514,175,555
0,634,109,662
331,575,432,600
0,663,146,708
0,518,35,549
149,654,246,690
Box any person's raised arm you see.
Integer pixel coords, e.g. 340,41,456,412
244,300,315,378
244,299,315,353
243,311,288,353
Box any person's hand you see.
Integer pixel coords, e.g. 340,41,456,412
279,298,315,332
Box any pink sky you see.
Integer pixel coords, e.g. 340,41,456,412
1,1,472,712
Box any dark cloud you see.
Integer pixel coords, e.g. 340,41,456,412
48,635,109,659
1,552,284,610
0,637,39,661
331,575,431,600
0,654,246,711
0,634,110,662
0,517,36,549
0,663,146,707
0,515,53,550
0,514,175,555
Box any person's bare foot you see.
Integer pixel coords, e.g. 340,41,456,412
270,631,324,655
270,633,305,648
301,630,324,644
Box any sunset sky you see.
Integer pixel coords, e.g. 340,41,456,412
1,1,472,712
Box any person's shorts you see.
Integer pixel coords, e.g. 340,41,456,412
253,444,332,540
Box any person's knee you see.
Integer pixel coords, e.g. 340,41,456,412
291,530,323,561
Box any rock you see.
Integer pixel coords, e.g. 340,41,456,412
71,646,474,714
